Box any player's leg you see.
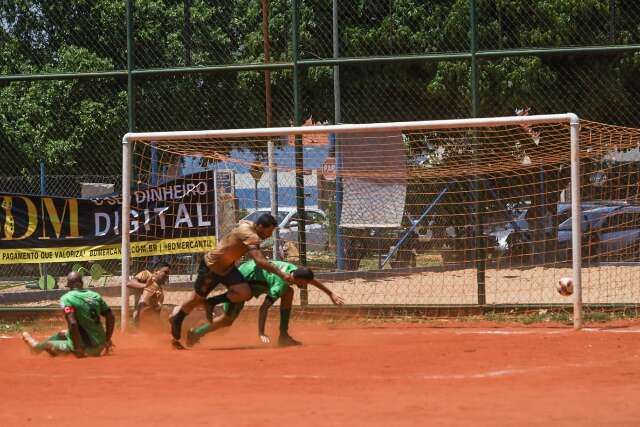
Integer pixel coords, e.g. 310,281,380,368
278,287,302,347
132,297,148,325
186,302,241,347
134,291,161,326
204,267,252,318
169,260,215,347
22,330,73,356
169,292,205,348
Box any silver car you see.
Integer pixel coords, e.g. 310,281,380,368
557,205,640,260
242,208,328,253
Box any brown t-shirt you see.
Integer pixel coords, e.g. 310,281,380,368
133,270,164,308
204,220,261,275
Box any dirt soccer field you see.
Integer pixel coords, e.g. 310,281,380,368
2,319,640,427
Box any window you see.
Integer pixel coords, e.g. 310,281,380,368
304,211,325,225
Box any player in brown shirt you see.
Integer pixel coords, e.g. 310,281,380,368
126,261,170,326
169,213,293,349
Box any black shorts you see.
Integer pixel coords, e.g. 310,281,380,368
193,260,246,298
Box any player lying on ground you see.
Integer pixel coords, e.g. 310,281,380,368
169,214,294,349
127,261,170,325
186,260,344,347
22,272,115,357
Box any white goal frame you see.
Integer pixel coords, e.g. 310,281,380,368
121,113,582,331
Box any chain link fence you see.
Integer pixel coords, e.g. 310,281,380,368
2,0,640,312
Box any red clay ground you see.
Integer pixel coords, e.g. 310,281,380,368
2,320,640,426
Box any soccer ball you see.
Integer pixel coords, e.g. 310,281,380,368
556,277,573,297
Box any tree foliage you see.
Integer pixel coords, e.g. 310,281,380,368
1,0,640,176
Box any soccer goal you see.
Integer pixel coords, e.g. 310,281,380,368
121,114,591,330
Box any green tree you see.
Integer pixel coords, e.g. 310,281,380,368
0,46,126,175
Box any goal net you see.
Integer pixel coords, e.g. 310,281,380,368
121,114,640,329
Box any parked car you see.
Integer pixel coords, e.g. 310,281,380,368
557,204,640,261
242,207,328,253
487,207,558,258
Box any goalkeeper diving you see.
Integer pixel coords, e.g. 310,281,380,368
186,260,344,347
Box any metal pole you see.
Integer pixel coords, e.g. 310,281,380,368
150,144,158,185
540,166,546,264
569,115,582,329
126,0,135,133
335,135,344,270
609,0,616,43
268,141,279,259
122,0,135,331
125,114,578,141
382,187,448,268
333,0,341,124
262,0,279,260
469,0,485,305
261,0,272,129
183,0,192,66
39,162,47,293
121,138,132,332
292,0,307,305
213,169,220,240
333,0,344,270
470,0,479,118
150,143,159,267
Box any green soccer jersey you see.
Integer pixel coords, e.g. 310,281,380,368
59,289,109,351
238,260,297,299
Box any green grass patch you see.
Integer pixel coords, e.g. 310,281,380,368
344,309,640,326
0,318,62,334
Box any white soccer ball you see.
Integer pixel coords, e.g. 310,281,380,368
557,277,573,297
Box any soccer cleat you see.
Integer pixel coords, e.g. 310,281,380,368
186,328,200,348
171,339,186,350
278,334,302,347
168,307,183,341
21,332,41,354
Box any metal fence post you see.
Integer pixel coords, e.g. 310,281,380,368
469,0,486,305
333,0,344,271
569,115,583,329
39,162,48,295
122,0,135,329
292,0,308,304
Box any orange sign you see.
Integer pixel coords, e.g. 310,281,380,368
287,117,329,146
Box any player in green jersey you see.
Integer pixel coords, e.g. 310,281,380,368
21,272,115,357
186,260,344,347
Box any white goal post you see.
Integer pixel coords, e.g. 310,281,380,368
121,113,582,331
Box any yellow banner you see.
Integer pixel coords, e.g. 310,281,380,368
0,236,216,265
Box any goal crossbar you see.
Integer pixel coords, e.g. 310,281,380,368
122,113,579,142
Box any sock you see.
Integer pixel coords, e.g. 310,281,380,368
194,323,212,338
206,293,230,307
171,310,187,340
279,309,291,336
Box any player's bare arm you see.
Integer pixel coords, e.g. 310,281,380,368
258,295,277,343
248,248,294,284
64,309,85,358
103,308,115,353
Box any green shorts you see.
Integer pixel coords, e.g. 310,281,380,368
43,331,104,357
46,341,103,357
222,301,245,321
46,339,73,354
